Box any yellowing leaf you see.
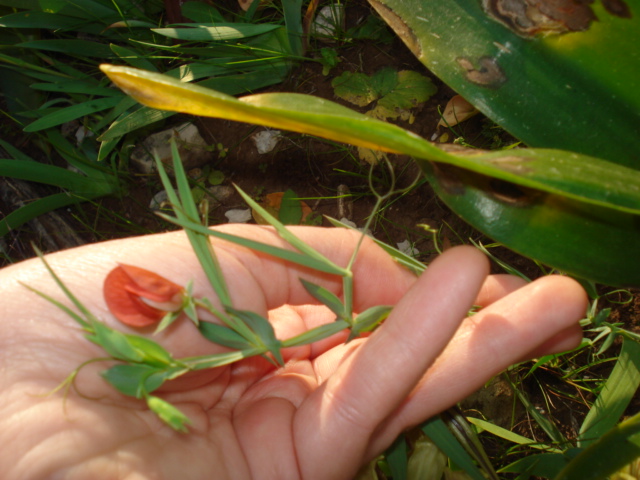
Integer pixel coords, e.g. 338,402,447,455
332,71,379,107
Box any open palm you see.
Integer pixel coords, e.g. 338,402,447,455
0,226,587,480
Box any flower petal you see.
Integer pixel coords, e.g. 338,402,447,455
104,265,174,327
118,264,183,302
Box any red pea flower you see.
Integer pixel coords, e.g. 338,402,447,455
103,264,184,327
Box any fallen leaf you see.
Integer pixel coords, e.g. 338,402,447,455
437,95,479,128
252,190,313,225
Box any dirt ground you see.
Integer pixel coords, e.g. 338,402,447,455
1,0,639,472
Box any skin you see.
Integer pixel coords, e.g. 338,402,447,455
0,225,588,480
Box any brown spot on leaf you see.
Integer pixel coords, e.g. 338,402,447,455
457,56,507,88
482,0,601,37
488,179,542,207
602,0,632,17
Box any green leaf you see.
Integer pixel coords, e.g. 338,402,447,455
579,338,640,447
24,95,124,132
110,44,158,72
299,278,346,318
0,192,86,237
198,321,254,350
349,305,392,340
86,322,139,361
367,0,640,168
102,364,166,397
421,417,487,480
385,435,408,480
332,67,436,120
226,306,283,364
123,335,175,368
468,417,561,453
555,412,640,480
99,64,640,286
99,65,640,213
152,23,280,41
422,162,640,287
181,1,225,23
500,451,576,478
278,189,303,225
0,11,80,29
332,71,380,107
0,160,113,193
17,39,115,58
147,395,192,432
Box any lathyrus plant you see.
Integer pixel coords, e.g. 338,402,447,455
32,141,395,432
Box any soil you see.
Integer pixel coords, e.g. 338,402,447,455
1,0,639,475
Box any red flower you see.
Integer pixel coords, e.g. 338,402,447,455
103,264,184,327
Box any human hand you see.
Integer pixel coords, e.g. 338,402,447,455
0,225,587,479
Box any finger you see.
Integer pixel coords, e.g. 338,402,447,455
294,246,488,479
475,274,528,307
366,274,587,455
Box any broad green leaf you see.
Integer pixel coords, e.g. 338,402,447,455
98,65,640,215
367,0,640,169
555,412,640,480
333,70,380,106
500,451,577,478
579,338,640,447
181,1,225,23
281,0,304,56
100,64,640,286
152,24,280,41
385,435,408,480
422,162,640,287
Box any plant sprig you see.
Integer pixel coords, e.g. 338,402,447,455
32,140,402,431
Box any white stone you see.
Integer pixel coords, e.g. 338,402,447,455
251,129,281,154
225,208,252,223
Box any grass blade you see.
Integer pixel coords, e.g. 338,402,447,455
578,338,640,447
